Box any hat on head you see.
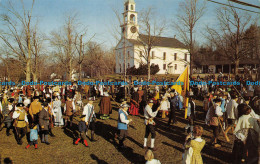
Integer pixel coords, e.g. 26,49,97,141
16,103,24,107
148,100,154,104
43,101,49,107
214,98,222,103
88,97,94,101
121,104,130,108
34,96,40,100
8,98,14,103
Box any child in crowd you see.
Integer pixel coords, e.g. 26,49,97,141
74,115,89,147
25,124,38,149
145,149,161,164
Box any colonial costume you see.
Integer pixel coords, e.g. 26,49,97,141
144,100,160,151
117,104,131,149
74,90,83,113
25,124,38,149
64,96,75,127
53,96,64,127
83,97,96,141
206,99,223,147
233,104,260,163
12,103,28,145
39,102,51,145
28,96,42,125
183,138,205,164
129,88,139,115
99,92,112,119
74,115,89,147
160,96,170,119
2,98,14,136
168,92,178,125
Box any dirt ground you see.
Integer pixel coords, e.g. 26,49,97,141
0,99,235,164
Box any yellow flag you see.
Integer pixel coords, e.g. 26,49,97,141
171,66,189,118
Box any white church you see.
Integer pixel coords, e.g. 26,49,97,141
115,0,190,75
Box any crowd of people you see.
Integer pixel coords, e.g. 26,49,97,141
0,75,259,163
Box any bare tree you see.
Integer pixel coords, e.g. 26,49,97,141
50,15,77,81
206,4,252,75
74,31,95,80
137,8,166,81
174,0,205,75
0,0,36,82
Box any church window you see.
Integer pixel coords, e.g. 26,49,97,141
185,53,187,61
152,51,155,59
175,64,177,70
126,5,128,11
130,14,135,22
163,64,166,70
174,53,177,61
131,5,134,10
163,52,166,60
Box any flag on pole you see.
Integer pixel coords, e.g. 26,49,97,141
171,66,189,118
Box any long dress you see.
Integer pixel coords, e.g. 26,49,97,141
129,91,139,115
183,138,205,164
53,100,64,126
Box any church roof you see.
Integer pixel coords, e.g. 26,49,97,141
128,34,187,49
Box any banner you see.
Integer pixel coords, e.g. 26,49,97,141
171,66,189,118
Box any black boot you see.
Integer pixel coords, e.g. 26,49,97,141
49,129,55,137
6,128,11,136
90,131,97,142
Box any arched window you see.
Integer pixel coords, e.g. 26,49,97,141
130,14,135,22
131,5,134,10
125,5,128,11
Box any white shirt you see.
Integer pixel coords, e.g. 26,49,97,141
12,109,28,123
119,109,129,124
226,99,238,120
83,103,95,122
146,159,161,164
215,104,223,117
144,105,158,125
48,103,56,117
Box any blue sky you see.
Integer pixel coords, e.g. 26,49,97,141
0,0,259,49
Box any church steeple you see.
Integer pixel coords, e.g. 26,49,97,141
121,0,139,40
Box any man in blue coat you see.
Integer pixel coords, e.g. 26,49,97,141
117,103,132,149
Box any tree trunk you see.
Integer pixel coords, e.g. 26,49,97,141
79,63,82,81
235,59,239,76
147,51,151,82
26,59,31,82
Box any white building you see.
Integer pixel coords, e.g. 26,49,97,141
115,0,190,75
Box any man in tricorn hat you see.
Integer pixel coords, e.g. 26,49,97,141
12,103,28,145
117,103,132,149
143,99,161,151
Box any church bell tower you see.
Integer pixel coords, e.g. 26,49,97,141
121,0,139,40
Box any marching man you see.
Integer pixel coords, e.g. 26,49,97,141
12,103,28,145
83,97,96,141
117,103,132,149
143,100,161,151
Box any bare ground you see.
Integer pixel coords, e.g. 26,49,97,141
0,100,234,164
